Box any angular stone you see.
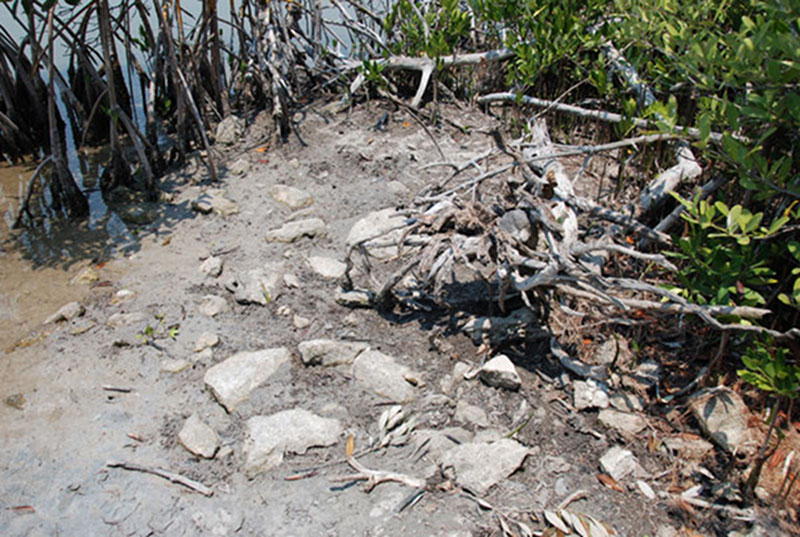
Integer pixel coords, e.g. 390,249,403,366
352,350,418,402
191,190,239,217
595,337,631,367
199,295,228,317
283,273,301,288
307,256,346,279
298,339,369,367
479,355,521,391
440,439,529,494
265,218,326,243
268,184,313,209
204,347,291,412
179,414,220,458
226,266,283,305
107,311,147,327
599,446,646,482
662,434,714,459
609,392,645,412
71,267,99,285
335,288,374,308
454,401,489,428
346,208,409,259
293,315,311,329
689,387,760,455
243,409,342,476
199,256,223,278
498,209,532,244
573,380,610,410
195,332,220,353
598,409,648,435
44,301,85,324
215,115,245,145
111,289,135,305
161,358,191,373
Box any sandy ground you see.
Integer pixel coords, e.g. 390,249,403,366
0,102,690,536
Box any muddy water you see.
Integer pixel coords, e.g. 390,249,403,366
0,160,125,353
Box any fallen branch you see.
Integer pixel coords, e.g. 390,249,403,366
334,454,425,491
106,460,213,496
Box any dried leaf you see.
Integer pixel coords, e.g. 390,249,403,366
636,480,656,500
254,146,269,153
498,516,513,536
346,434,355,458
517,520,533,537
544,510,569,533
597,473,624,493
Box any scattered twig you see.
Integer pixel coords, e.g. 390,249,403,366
106,460,213,496
333,454,425,491
102,385,133,393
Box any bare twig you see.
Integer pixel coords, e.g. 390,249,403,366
106,460,213,496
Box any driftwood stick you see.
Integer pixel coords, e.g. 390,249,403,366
478,92,724,143
334,455,425,492
107,461,214,496
653,175,729,235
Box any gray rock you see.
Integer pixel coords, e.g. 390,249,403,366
192,508,243,536
595,337,631,367
45,301,85,324
215,115,245,145
662,434,714,459
352,350,418,402
599,446,646,482
461,308,537,345
609,392,645,412
454,401,489,428
199,295,228,317
598,409,648,435
498,209,533,245
268,184,313,209
689,387,760,455
107,311,146,327
410,428,474,465
161,359,191,373
293,314,311,329
346,208,409,259
307,256,346,279
283,273,301,288
199,256,223,278
204,347,291,412
335,288,374,308
111,289,135,304
573,380,610,410
226,266,283,305
623,359,661,391
191,189,239,217
440,438,529,494
178,414,221,458
298,339,369,367
243,409,342,476
478,355,521,391
194,332,220,353
228,156,251,176
265,218,326,243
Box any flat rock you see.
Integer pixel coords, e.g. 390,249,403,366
662,434,714,459
161,359,191,373
268,184,313,209
479,355,521,391
598,409,648,435
243,409,342,476
335,288,374,308
573,379,610,410
454,401,489,428
307,256,346,279
689,387,760,455
599,446,647,482
595,337,632,367
226,265,283,305
215,115,245,145
107,311,146,327
265,218,326,243
609,392,645,412
111,289,135,305
44,301,85,324
283,273,301,288
191,189,239,217
352,350,418,402
199,256,223,278
195,332,220,353
199,295,228,317
71,267,99,285
440,438,529,494
293,315,311,329
179,414,221,458
346,208,409,259
298,339,369,367
204,347,291,412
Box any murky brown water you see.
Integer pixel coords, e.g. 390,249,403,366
0,160,120,353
